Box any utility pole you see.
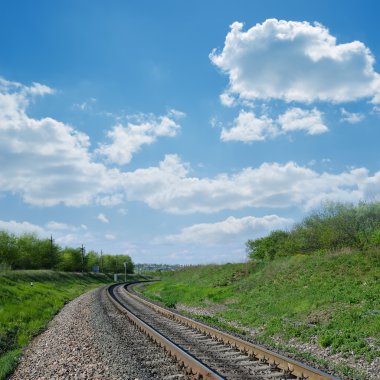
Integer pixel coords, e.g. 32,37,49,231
50,235,53,266
100,249,103,273
81,244,85,273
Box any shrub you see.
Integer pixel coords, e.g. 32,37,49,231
247,201,380,261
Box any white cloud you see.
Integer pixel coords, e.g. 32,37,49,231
54,231,94,247
220,107,327,142
278,107,328,135
0,218,95,249
97,111,183,165
167,109,186,118
26,82,55,97
122,154,379,214
73,97,96,111
221,110,278,142
105,233,116,240
166,215,293,244
0,219,45,236
220,92,237,107
340,108,365,124
1,75,380,217
210,19,380,104
45,221,78,231
0,77,122,207
97,213,109,223
96,194,124,206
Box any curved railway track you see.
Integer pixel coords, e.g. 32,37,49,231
107,283,340,380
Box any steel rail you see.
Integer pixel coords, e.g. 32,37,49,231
126,283,340,380
107,284,224,380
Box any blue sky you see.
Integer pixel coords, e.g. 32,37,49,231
1,0,380,264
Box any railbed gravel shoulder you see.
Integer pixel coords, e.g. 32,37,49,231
10,286,190,380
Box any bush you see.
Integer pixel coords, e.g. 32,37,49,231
246,230,290,261
247,201,380,261
369,227,380,247
0,230,134,273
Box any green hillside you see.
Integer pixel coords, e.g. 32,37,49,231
141,250,380,379
0,270,114,380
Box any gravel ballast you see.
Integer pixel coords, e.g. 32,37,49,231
10,287,189,380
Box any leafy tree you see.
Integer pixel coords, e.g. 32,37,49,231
246,201,380,261
15,234,39,269
0,229,135,273
247,230,289,261
102,254,134,273
85,250,100,272
57,247,83,272
0,231,17,269
369,227,380,248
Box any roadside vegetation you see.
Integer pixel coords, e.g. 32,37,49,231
246,201,380,261
0,231,134,273
0,231,136,379
141,201,380,379
0,270,118,379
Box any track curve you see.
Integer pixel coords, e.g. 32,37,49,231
107,282,340,380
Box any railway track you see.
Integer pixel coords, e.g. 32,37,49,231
107,283,340,380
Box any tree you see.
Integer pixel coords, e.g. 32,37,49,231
246,201,380,261
85,250,100,272
0,231,17,269
57,247,83,272
0,228,135,273
246,230,289,261
102,254,134,273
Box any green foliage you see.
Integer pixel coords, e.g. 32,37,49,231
56,247,83,272
246,230,290,260
102,254,134,274
14,234,61,270
0,232,17,268
0,230,134,274
0,270,113,380
0,349,20,380
247,201,380,261
369,227,380,247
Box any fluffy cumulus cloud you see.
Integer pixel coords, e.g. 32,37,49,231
122,155,380,213
0,218,93,249
0,219,45,235
97,111,183,165
221,110,277,142
0,77,123,207
278,107,328,135
1,75,380,216
0,217,94,249
166,215,293,244
220,107,327,142
210,19,380,104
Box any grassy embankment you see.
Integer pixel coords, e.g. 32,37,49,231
0,270,118,380
141,250,380,378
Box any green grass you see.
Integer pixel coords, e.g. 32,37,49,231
142,251,380,379
0,270,117,380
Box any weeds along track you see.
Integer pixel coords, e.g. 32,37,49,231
107,283,340,380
